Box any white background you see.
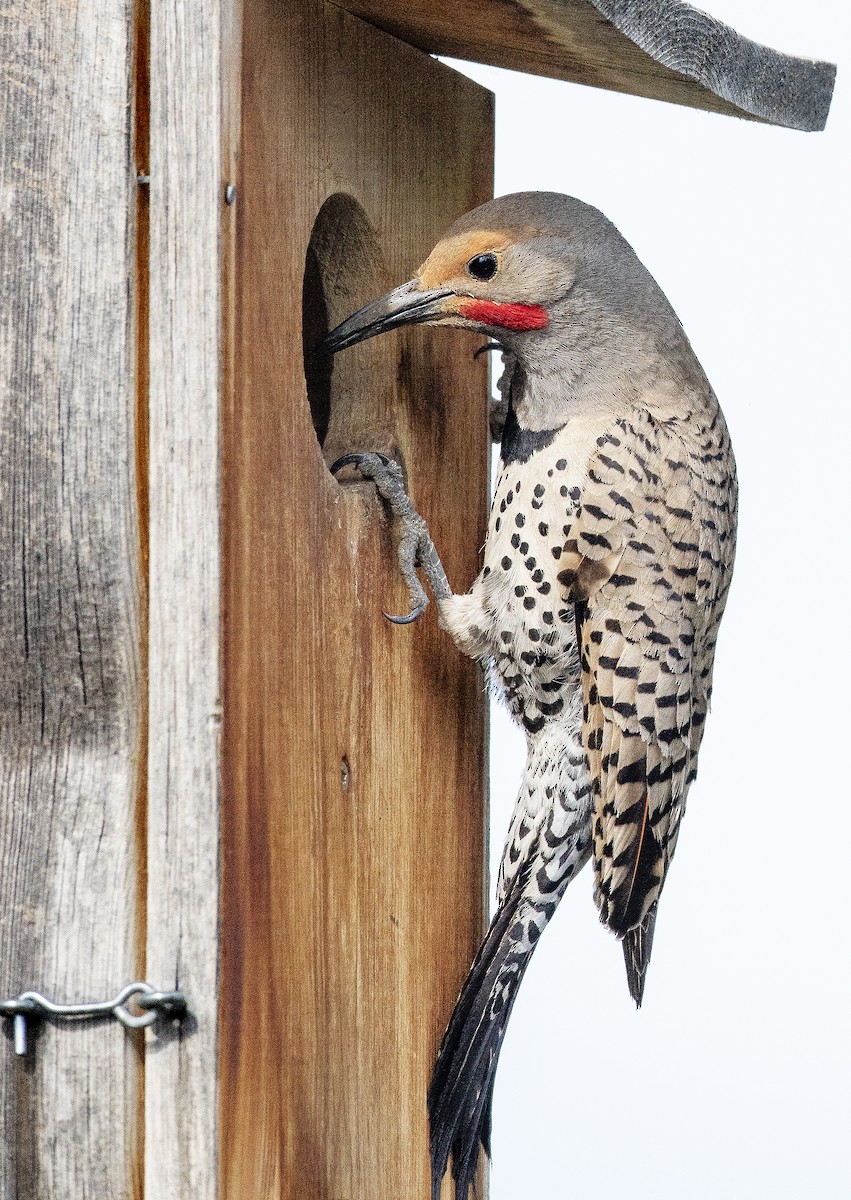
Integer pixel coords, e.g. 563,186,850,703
444,4,850,1196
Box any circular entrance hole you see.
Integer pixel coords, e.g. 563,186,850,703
302,194,392,466
302,236,333,446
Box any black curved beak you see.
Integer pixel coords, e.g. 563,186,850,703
315,279,454,356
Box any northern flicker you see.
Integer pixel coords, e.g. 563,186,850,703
319,192,737,1200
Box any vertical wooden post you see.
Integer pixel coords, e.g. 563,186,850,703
219,1,492,1195
0,1,142,1195
0,0,831,1195
0,0,491,1194
144,0,236,1195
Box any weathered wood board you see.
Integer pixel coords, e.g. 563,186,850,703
145,0,232,1195
333,0,836,130
6,0,831,1194
0,0,142,1195
220,2,493,1196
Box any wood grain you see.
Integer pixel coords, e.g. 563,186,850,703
333,0,836,131
145,0,235,1195
221,2,493,1196
0,1,142,1196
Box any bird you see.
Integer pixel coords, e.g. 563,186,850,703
318,192,737,1200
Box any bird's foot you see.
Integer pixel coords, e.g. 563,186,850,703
492,348,518,443
331,452,451,623
472,342,515,443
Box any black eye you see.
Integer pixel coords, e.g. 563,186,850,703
467,253,498,281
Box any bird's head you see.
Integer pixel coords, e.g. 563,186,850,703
316,192,655,362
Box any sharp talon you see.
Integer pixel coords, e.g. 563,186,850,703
383,604,427,625
474,341,504,359
330,453,362,475
330,451,393,476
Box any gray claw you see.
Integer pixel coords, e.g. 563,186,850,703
330,451,392,477
474,341,504,359
331,450,450,620
384,603,427,625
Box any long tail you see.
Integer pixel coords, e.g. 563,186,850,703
427,870,536,1200
622,902,658,1006
428,723,592,1198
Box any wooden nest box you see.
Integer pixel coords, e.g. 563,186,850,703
0,1,833,1196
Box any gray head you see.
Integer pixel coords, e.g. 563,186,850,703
318,192,683,368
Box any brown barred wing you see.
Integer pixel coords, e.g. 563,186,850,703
577,627,693,935
559,411,734,942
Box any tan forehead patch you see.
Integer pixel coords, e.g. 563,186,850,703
418,229,513,287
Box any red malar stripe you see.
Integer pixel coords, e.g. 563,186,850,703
459,299,549,331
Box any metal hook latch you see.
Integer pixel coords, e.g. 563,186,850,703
0,981,188,1055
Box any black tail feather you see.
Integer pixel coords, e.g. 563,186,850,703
428,877,534,1200
622,903,658,1007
